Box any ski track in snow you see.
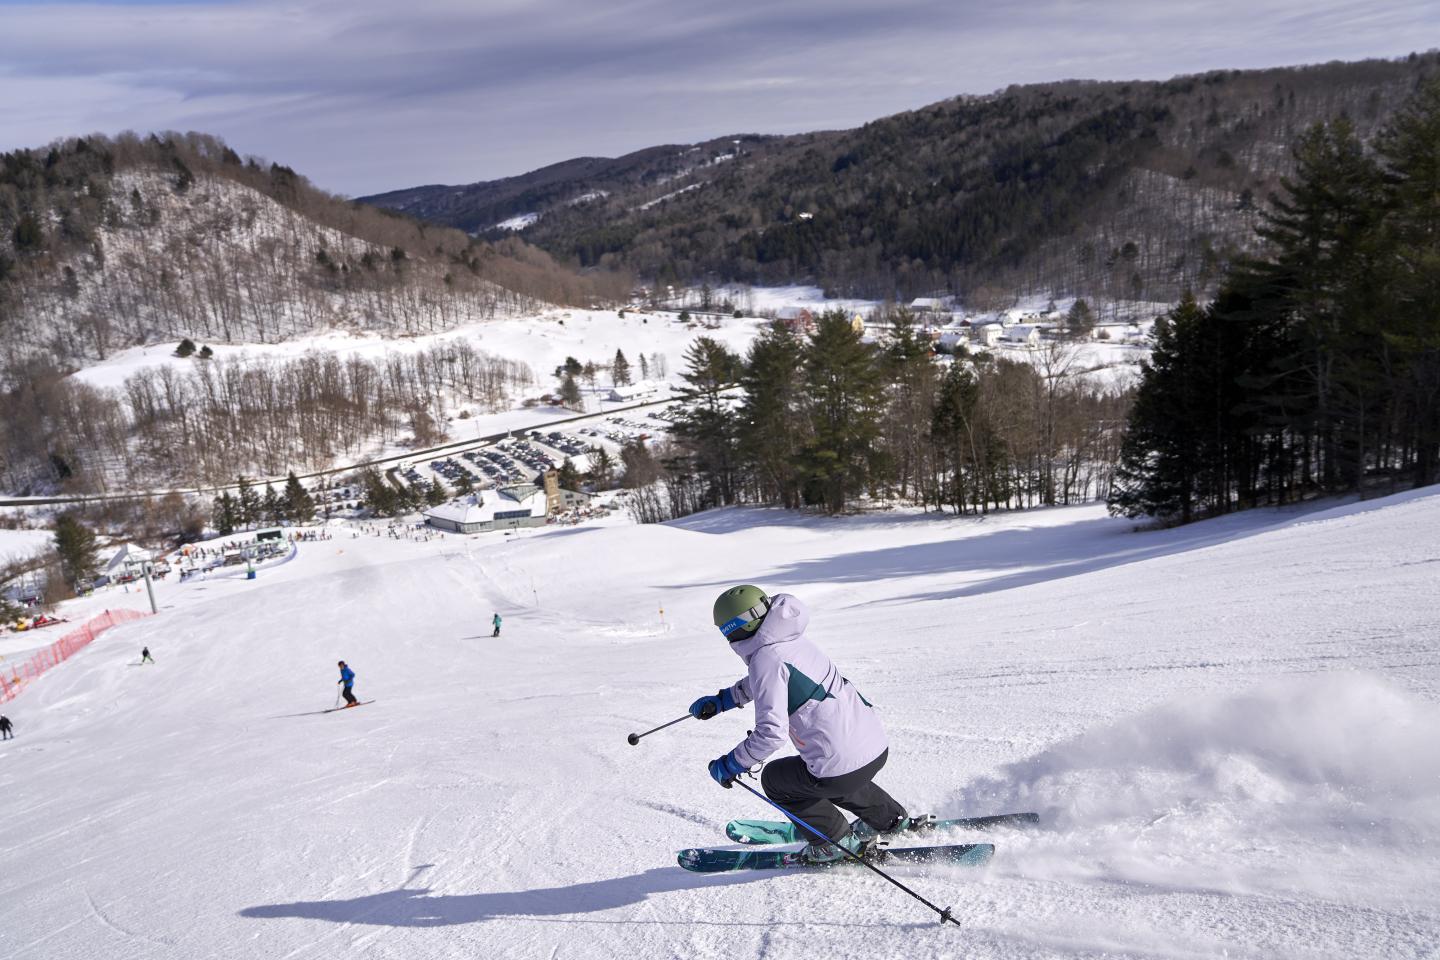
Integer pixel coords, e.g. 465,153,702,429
1,489,1439,958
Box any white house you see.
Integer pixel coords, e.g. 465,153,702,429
607,380,661,403
909,297,949,314
937,330,970,353
1003,324,1042,346
424,487,548,535
973,323,1004,347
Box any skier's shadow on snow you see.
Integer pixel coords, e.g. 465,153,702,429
239,868,872,928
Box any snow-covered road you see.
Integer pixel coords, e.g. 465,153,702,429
1,490,1437,958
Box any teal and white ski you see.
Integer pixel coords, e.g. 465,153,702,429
677,841,994,873
724,811,1038,845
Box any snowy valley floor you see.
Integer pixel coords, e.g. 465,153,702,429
1,491,1438,959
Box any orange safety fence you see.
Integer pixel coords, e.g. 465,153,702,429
0,608,152,705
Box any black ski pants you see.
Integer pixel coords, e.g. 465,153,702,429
760,748,906,844
342,685,357,706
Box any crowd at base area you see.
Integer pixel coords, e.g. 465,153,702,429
349,521,446,543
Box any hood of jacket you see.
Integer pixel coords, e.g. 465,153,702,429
728,593,807,663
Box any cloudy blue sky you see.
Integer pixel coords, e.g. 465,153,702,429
0,0,1435,196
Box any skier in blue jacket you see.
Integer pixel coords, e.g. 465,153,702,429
690,585,910,863
337,661,357,707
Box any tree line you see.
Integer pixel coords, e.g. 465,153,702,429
1110,79,1440,522
624,311,1132,522
0,339,534,494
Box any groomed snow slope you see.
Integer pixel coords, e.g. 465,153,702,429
2,490,1438,959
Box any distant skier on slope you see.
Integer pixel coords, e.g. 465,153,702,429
492,613,502,637
0,715,12,739
140,646,155,664
689,585,912,864
337,660,357,707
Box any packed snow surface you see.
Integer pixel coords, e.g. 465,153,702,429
2,489,1439,958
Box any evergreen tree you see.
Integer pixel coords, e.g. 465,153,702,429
588,446,616,490
1250,118,1386,489
1065,299,1095,338
559,373,583,409
1109,294,1244,522
52,513,98,590
236,476,261,529
613,349,632,386
557,457,582,491
799,311,886,513
671,337,743,506
426,478,448,506
738,321,806,507
261,483,282,524
882,309,938,504
1373,78,1440,486
212,492,237,535
175,338,196,358
12,213,43,253
283,471,316,523
931,363,984,513
359,468,398,516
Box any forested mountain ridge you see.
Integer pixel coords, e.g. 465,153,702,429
0,132,631,378
364,134,779,237
362,54,1440,302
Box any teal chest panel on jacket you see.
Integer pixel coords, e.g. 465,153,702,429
785,663,832,714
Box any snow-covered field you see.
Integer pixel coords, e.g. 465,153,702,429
2,489,1437,959
0,528,51,562
70,307,761,394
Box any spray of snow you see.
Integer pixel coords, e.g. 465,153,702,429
953,672,1440,904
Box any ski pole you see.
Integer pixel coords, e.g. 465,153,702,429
626,713,692,745
729,777,961,927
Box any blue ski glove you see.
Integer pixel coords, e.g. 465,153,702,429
708,751,746,788
688,687,737,720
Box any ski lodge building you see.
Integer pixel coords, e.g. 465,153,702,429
423,486,548,535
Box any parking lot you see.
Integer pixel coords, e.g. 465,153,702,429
400,408,681,496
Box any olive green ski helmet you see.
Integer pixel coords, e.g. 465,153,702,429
714,585,771,641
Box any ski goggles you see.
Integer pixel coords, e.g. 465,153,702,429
718,600,770,639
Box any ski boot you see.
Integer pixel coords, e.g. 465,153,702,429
799,830,870,865
851,813,932,843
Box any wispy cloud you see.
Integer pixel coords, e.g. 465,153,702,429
0,0,1433,195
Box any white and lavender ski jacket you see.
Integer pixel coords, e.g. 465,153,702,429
725,593,888,779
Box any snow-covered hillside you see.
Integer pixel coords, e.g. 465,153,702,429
6,167,524,369
2,489,1438,959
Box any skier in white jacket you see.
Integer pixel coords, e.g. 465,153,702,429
691,585,910,863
